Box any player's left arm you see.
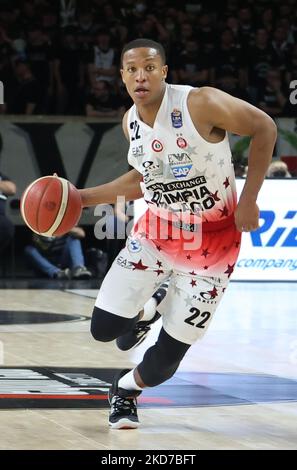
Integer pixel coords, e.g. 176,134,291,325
190,87,277,232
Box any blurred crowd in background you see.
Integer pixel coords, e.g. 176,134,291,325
0,0,296,117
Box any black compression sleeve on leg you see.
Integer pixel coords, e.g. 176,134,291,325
90,306,141,342
137,327,190,387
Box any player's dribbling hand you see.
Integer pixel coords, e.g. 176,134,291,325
234,199,260,232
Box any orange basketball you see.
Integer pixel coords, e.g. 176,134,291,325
20,176,82,236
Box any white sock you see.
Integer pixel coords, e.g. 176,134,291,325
141,297,158,322
118,369,143,391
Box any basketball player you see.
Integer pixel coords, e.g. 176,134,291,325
79,39,277,429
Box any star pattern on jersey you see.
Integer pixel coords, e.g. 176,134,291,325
202,248,210,258
218,159,225,167
209,190,221,201
203,265,209,270
156,245,162,251
223,177,230,188
186,144,198,157
186,254,192,260
219,206,229,218
131,259,149,271
138,232,147,239
189,270,196,275
156,260,163,267
224,263,235,278
204,152,213,162
190,279,197,287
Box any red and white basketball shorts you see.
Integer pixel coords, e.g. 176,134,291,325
96,211,241,344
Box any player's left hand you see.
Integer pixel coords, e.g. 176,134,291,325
234,199,260,232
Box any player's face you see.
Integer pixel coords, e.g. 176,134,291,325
121,47,168,105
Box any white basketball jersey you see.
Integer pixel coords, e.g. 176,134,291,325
127,83,237,223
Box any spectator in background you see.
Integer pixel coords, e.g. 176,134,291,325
216,71,251,102
0,25,16,113
9,60,42,114
0,168,16,256
266,160,292,178
25,25,54,112
59,0,77,28
87,30,117,88
85,80,125,118
258,68,286,117
54,26,84,114
174,39,210,87
212,29,247,89
24,226,92,279
247,28,277,101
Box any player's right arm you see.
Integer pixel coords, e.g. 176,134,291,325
79,111,143,207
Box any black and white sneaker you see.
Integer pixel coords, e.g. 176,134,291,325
116,311,161,351
108,369,142,429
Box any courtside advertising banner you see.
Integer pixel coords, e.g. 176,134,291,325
134,179,297,281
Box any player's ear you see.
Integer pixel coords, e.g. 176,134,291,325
120,69,125,84
162,65,168,80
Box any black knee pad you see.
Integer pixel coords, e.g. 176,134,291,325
90,306,139,342
137,328,190,387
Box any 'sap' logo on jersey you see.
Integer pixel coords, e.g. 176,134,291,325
168,153,192,179
171,109,183,128
171,165,192,179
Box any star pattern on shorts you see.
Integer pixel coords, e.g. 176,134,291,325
184,295,194,307
223,177,230,189
154,269,164,276
224,263,235,278
208,286,219,298
172,281,183,296
131,259,149,271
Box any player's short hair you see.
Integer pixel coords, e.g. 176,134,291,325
121,39,166,66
